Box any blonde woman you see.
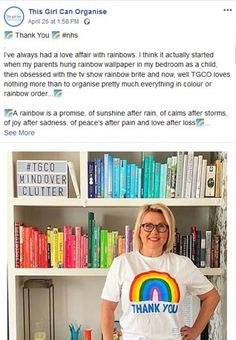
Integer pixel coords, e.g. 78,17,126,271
101,204,220,340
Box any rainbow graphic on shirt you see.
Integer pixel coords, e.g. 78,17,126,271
129,270,180,303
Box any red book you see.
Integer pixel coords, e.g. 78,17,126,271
19,224,24,268
63,226,72,268
43,234,48,268
32,228,39,268
24,227,33,268
38,232,43,268
14,223,20,268
75,226,82,268
69,234,76,268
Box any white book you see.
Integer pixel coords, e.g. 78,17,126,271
200,159,207,198
205,165,216,197
170,156,177,198
181,154,188,198
68,161,80,198
185,152,194,198
175,152,184,198
191,156,199,198
166,157,172,198
205,230,212,267
195,155,203,198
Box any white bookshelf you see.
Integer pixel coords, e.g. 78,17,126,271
8,151,225,340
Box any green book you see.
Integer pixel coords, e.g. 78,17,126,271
100,229,108,268
88,212,94,268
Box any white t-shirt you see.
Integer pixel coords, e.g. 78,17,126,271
101,251,214,340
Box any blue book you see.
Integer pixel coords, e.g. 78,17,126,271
112,157,120,198
143,156,150,198
160,163,167,198
88,161,95,198
154,162,161,198
100,159,104,198
94,159,98,198
137,168,142,198
147,155,154,198
120,159,127,198
135,165,139,198
126,163,131,198
104,154,113,198
104,154,109,198
96,158,101,198
108,154,113,198
130,163,136,198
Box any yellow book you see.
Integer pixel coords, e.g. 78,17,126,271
51,227,58,268
58,231,64,268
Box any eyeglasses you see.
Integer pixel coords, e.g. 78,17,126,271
140,223,168,233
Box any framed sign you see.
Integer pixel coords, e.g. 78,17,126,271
17,160,68,197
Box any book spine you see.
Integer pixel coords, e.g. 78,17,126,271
92,223,100,268
205,165,216,197
75,226,81,268
185,151,194,198
32,228,39,268
215,160,222,198
154,162,161,198
126,163,131,198
130,164,136,198
175,152,184,198
96,158,101,198
120,159,127,198
170,156,177,198
112,158,120,198
118,235,124,255
87,212,94,268
200,238,206,268
191,226,197,263
191,156,199,198
181,154,188,198
88,161,95,198
125,225,132,253
58,231,64,268
137,168,142,198
205,230,212,267
148,156,155,198
63,225,72,268
195,230,202,267
107,232,113,267
108,154,113,198
100,230,108,268
112,231,118,260
47,226,52,268
94,159,98,198
14,223,20,268
212,234,221,268
160,163,167,198
195,155,203,198
166,157,172,198
19,224,24,268
200,159,207,198
52,227,58,268
143,156,149,198
100,159,104,198
181,235,187,256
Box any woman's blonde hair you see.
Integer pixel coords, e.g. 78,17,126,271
133,203,175,252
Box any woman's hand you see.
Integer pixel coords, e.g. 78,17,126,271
180,325,198,340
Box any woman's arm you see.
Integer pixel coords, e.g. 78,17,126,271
101,299,119,340
180,287,220,340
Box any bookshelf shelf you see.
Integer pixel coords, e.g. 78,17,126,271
12,197,222,207
13,267,224,277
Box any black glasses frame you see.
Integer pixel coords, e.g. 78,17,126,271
140,223,168,233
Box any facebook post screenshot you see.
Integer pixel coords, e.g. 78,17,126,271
0,1,235,340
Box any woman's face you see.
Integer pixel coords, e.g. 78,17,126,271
139,211,169,257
